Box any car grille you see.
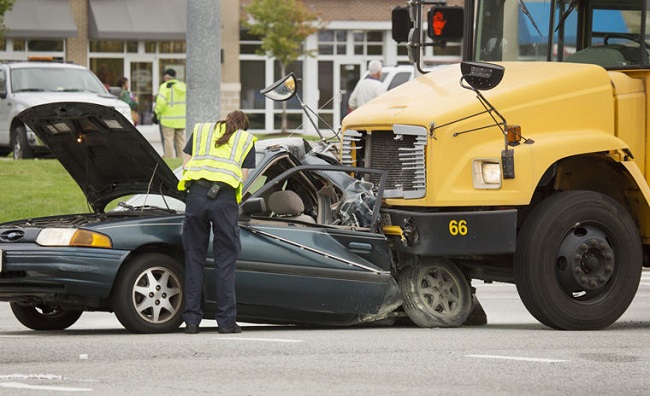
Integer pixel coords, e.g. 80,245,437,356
342,128,427,199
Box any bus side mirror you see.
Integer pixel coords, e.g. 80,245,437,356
460,62,505,91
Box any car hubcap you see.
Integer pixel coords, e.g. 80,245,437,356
419,267,462,316
131,266,182,324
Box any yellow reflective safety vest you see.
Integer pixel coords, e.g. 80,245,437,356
178,122,256,203
154,79,187,129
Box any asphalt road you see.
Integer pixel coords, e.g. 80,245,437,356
1,272,649,395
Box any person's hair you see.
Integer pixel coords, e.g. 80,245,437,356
215,110,250,147
116,77,128,88
368,60,383,75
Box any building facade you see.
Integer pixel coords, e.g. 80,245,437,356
1,0,461,134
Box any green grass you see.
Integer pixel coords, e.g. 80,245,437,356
0,158,183,223
0,134,324,223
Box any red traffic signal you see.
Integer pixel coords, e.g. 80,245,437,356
427,6,464,40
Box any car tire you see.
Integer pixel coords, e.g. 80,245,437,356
12,126,34,159
112,253,184,334
398,257,472,327
10,303,82,330
514,190,642,330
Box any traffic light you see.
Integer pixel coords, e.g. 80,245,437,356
392,6,412,43
427,6,464,41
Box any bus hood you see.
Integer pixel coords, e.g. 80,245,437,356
342,62,615,137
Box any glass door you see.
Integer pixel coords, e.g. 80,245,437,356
337,62,362,126
130,62,153,124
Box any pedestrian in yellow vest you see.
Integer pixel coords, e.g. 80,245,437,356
178,110,257,335
154,68,186,158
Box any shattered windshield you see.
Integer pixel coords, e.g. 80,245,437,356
474,0,645,66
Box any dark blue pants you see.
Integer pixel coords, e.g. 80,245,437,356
182,183,240,329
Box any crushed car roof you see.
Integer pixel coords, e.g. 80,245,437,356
18,102,185,212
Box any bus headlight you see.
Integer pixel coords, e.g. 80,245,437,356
472,159,501,189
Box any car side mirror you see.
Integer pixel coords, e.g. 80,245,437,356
260,73,298,102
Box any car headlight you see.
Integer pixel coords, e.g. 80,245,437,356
36,228,113,248
472,159,502,189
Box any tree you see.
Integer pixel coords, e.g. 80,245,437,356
0,0,14,37
243,0,321,132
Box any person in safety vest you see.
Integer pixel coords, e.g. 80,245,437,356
154,68,186,158
178,110,257,335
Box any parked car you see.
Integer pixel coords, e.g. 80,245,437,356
379,65,415,90
0,59,133,159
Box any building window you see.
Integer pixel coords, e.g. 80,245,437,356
13,39,25,51
158,59,185,81
240,29,262,55
318,30,346,55
0,38,5,51
353,31,383,56
90,58,124,88
432,43,462,58
126,41,138,53
159,41,186,54
28,40,64,52
90,40,125,53
240,60,265,111
145,41,157,53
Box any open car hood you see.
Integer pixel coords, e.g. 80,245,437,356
18,102,185,213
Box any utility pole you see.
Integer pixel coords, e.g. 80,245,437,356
186,0,221,138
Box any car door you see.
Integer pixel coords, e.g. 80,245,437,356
203,164,398,325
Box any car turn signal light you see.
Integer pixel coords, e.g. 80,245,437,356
36,228,113,248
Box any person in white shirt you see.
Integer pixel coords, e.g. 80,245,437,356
348,60,387,111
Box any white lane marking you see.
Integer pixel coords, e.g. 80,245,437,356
0,335,33,338
0,382,92,392
213,337,303,343
0,374,63,381
466,354,569,363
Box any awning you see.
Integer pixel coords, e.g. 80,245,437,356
88,0,187,40
4,0,77,38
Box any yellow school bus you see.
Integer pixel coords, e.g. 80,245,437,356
342,0,650,330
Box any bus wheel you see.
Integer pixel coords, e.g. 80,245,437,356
399,257,472,327
514,190,642,330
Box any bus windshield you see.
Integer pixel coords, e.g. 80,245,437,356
473,0,647,68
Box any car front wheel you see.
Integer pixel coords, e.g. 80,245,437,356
12,126,34,159
10,303,82,330
112,253,184,333
399,257,472,327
